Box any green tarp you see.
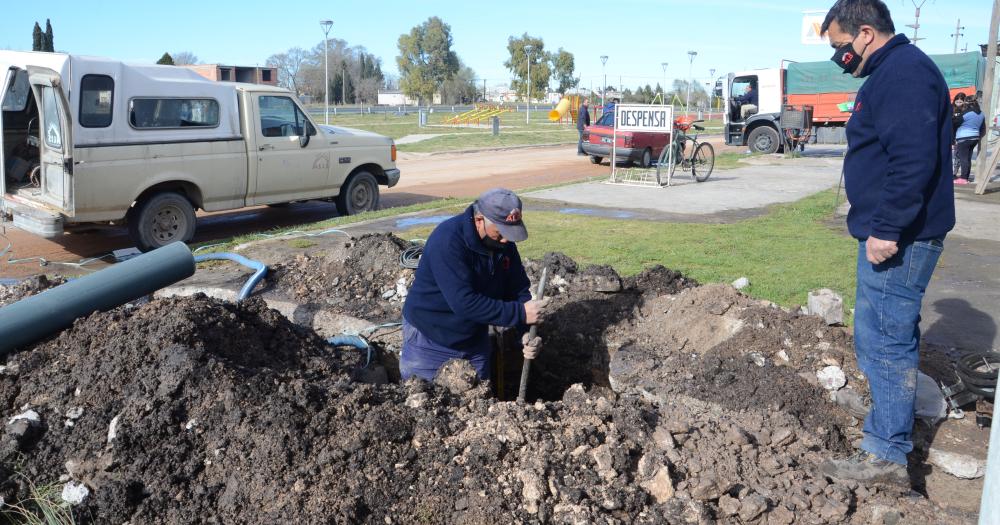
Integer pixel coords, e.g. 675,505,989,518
786,51,984,94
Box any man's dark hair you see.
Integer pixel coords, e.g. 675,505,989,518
822,0,895,36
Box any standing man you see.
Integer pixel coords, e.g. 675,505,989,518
401,188,547,382
577,97,591,156
818,0,954,486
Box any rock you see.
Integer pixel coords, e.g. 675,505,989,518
519,471,546,514
747,352,766,367
816,366,847,391
640,467,675,503
652,426,676,450
871,505,903,525
61,481,89,505
772,428,796,447
690,476,721,501
732,277,750,290
434,359,478,395
739,494,768,522
718,494,740,516
926,448,986,479
7,409,40,426
404,392,429,409
768,504,796,524
776,350,790,364
832,388,869,419
65,407,84,420
591,445,616,479
381,289,396,300
807,289,844,325
817,497,850,521
726,425,751,446
107,414,121,444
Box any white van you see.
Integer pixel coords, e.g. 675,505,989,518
0,51,400,251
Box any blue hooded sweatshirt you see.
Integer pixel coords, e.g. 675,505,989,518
844,34,955,242
402,205,532,350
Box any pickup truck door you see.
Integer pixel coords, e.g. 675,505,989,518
248,93,330,205
27,66,74,214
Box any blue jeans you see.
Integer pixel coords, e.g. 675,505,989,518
400,319,492,381
854,238,943,465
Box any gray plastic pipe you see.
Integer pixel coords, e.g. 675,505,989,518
0,242,195,355
981,409,1000,524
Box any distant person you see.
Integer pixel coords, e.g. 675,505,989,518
577,98,591,156
954,99,985,185
734,84,759,120
818,0,954,488
950,93,967,177
603,97,619,118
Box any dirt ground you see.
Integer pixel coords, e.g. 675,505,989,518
0,236,983,523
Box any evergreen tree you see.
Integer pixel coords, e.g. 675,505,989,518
32,22,42,52
157,53,175,65
43,19,54,52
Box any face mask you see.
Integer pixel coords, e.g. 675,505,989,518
482,235,505,251
831,35,868,75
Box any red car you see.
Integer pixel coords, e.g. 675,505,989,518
581,112,672,167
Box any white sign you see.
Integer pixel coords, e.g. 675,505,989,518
614,104,673,133
801,12,829,45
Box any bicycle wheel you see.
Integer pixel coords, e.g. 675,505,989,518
692,142,715,182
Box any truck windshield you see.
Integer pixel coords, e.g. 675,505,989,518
259,96,308,137
1,69,29,112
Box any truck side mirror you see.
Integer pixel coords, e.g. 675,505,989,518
299,122,314,148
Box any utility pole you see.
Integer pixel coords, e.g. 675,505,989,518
320,20,333,124
600,55,609,110
342,66,347,106
483,79,487,103
661,62,668,104
685,50,697,116
975,0,1000,196
952,19,965,54
905,0,929,45
525,45,533,125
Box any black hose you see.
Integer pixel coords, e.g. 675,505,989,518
957,351,998,399
400,242,423,269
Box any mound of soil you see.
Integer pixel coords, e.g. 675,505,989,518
0,253,970,524
0,275,65,307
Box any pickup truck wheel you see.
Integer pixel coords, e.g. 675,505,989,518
638,148,653,168
128,192,197,252
589,155,603,165
335,171,380,216
747,126,780,154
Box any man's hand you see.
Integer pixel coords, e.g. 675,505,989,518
524,297,551,325
522,333,543,360
866,236,899,264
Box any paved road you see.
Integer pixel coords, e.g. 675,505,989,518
0,145,605,278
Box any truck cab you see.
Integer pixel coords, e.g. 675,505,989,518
723,68,785,154
1,51,399,251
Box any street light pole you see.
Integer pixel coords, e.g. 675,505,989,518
525,45,533,125
600,55,609,110
661,62,668,104
320,20,333,124
685,51,697,116
709,68,716,113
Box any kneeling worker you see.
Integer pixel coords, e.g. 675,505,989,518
401,188,547,381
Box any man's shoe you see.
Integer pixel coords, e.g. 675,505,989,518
819,450,909,487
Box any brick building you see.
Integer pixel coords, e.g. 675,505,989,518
183,64,277,86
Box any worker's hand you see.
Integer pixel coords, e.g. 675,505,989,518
524,297,551,325
522,333,543,360
866,236,899,265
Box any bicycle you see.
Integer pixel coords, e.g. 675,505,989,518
657,117,715,183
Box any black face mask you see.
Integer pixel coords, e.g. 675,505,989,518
831,40,864,75
481,235,505,251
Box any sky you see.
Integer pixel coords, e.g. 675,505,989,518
0,0,992,92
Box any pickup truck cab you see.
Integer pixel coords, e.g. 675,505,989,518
582,112,671,167
0,51,399,251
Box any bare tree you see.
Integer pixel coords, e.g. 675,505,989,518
266,47,310,94
171,51,200,66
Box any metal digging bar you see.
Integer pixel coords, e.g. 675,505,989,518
0,242,196,355
517,266,549,403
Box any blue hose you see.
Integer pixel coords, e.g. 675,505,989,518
327,334,372,368
193,253,267,301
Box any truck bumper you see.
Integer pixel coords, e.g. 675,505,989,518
384,169,401,188
581,143,637,161
1,197,64,238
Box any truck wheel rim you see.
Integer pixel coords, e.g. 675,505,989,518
755,135,773,152
351,181,373,211
152,205,185,242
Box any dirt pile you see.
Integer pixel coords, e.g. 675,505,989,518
265,233,415,322
0,252,971,524
0,275,65,307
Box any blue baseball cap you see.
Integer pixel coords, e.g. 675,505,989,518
475,188,528,242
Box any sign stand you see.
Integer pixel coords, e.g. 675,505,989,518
605,103,674,188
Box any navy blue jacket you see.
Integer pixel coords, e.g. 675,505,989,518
735,89,758,107
577,104,591,130
402,206,532,350
844,34,955,242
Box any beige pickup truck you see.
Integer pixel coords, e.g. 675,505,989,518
0,52,399,251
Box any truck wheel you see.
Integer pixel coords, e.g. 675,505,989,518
747,126,780,154
127,192,197,252
335,171,380,216
590,155,603,165
637,148,653,168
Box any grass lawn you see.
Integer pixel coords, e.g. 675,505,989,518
405,190,858,318
398,130,578,153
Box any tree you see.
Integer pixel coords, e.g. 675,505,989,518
396,17,460,105
668,79,709,108
440,63,478,104
156,53,175,65
43,19,54,52
266,47,308,94
504,34,551,102
171,51,199,66
551,48,577,94
32,23,42,51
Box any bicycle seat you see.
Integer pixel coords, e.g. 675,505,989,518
693,124,705,131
